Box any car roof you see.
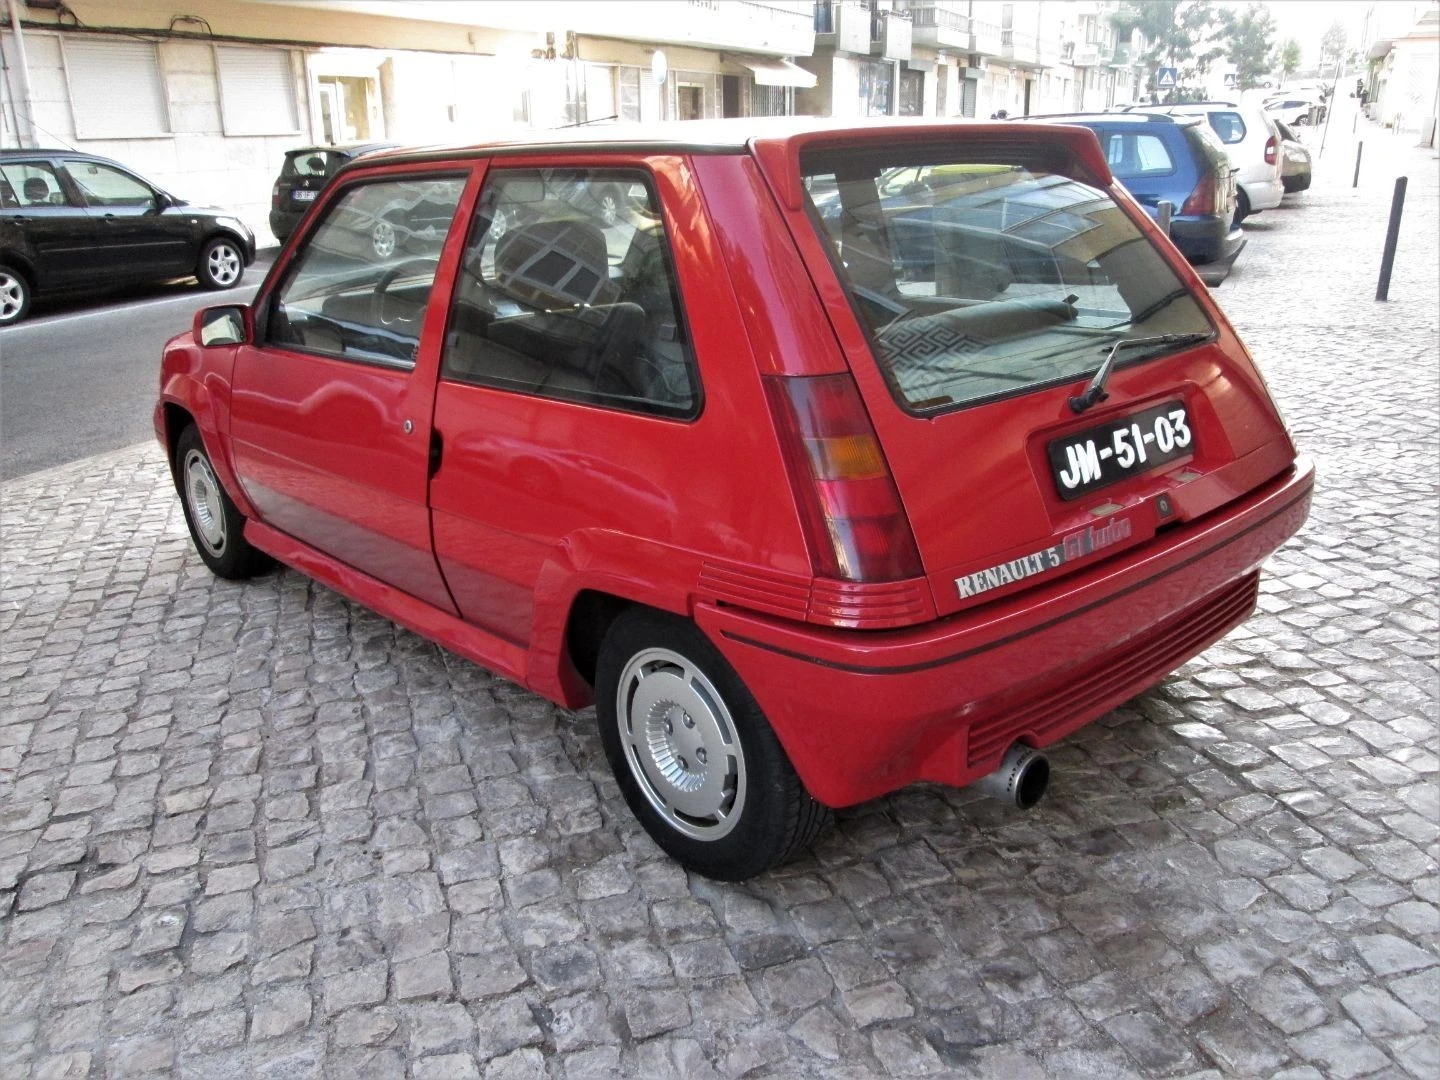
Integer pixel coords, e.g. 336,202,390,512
356,115,1106,165
1016,112,1195,126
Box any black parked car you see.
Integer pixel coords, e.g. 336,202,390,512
269,143,397,243
0,150,256,326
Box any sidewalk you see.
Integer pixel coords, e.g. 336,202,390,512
1,114,1437,1079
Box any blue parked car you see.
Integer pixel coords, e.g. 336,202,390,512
1017,112,1245,279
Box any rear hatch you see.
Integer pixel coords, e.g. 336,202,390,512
764,126,1296,620
276,148,354,210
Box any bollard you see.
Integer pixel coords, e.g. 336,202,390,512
1156,200,1172,236
1353,142,1364,187
1375,176,1408,302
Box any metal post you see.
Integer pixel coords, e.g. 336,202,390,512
1353,142,1364,187
1375,176,1407,302
1319,59,1341,157
5,0,36,148
1156,200,1172,236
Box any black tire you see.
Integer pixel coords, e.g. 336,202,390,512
174,425,271,579
1233,187,1251,226
0,264,32,325
197,236,245,290
595,608,830,880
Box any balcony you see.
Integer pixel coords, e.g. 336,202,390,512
1001,28,1044,68
814,0,872,54
907,1,971,51
871,8,912,61
972,18,1004,56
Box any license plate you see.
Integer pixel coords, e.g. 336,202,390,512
292,189,317,202
1049,400,1194,500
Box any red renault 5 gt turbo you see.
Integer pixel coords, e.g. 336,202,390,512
156,119,1312,880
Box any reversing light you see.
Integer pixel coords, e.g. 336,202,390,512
764,374,925,582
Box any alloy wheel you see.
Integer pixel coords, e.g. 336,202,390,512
0,272,26,323
372,219,397,258
207,242,242,287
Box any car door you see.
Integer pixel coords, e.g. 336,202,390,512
61,159,193,278
0,159,95,288
428,160,709,646
228,167,476,613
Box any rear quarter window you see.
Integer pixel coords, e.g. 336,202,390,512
1207,112,1247,144
1103,132,1176,178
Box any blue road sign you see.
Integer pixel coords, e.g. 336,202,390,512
1157,67,1178,89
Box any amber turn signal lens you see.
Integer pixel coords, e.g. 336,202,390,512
804,433,888,480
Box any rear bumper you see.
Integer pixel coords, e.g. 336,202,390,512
1170,215,1246,268
699,457,1314,808
268,210,301,243
1241,177,1285,212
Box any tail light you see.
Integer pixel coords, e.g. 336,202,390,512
1264,135,1278,166
1179,170,1216,217
271,183,281,210
764,373,924,582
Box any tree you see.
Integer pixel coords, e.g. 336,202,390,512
1110,1,1222,101
1320,20,1348,68
1217,3,1278,91
1280,38,1302,80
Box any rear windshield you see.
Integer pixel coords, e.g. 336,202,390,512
281,150,348,179
801,146,1213,412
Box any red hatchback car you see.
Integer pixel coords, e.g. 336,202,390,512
156,119,1312,880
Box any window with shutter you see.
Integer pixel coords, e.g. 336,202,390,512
216,47,299,136
62,38,169,139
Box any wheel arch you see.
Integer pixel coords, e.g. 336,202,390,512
0,252,37,288
157,384,258,519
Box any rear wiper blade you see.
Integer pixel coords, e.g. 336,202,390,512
1069,332,1211,415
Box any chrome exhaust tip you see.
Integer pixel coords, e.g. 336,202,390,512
975,743,1050,810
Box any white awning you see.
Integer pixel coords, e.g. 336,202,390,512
738,56,817,89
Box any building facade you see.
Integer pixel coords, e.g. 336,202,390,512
1,0,815,240
799,1,1144,121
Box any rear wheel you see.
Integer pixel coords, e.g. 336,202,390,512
175,425,271,579
0,265,32,325
1233,187,1252,226
198,237,244,289
596,609,829,880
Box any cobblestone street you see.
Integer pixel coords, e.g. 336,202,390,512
1,111,1437,1079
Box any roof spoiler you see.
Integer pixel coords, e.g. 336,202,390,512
751,122,1115,212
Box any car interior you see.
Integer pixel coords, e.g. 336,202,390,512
441,171,697,417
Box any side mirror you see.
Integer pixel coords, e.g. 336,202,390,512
195,305,248,347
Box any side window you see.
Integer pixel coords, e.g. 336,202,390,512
65,162,155,207
1209,112,1246,145
441,168,699,419
0,162,75,207
266,176,467,370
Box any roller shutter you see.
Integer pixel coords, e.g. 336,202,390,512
62,38,169,138
216,46,299,136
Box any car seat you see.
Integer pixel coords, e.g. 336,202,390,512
22,176,52,205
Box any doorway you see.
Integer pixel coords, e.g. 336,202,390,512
317,75,379,142
678,85,704,121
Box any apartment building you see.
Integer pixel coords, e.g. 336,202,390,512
799,1,1142,121
1,0,814,239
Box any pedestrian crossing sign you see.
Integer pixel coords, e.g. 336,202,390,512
1157,67,1178,90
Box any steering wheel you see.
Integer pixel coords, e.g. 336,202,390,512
370,258,440,328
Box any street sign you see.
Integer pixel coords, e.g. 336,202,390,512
1157,67,1178,90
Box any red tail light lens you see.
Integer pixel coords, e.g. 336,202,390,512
271,183,281,210
764,373,925,582
1264,135,1278,166
1179,170,1216,217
